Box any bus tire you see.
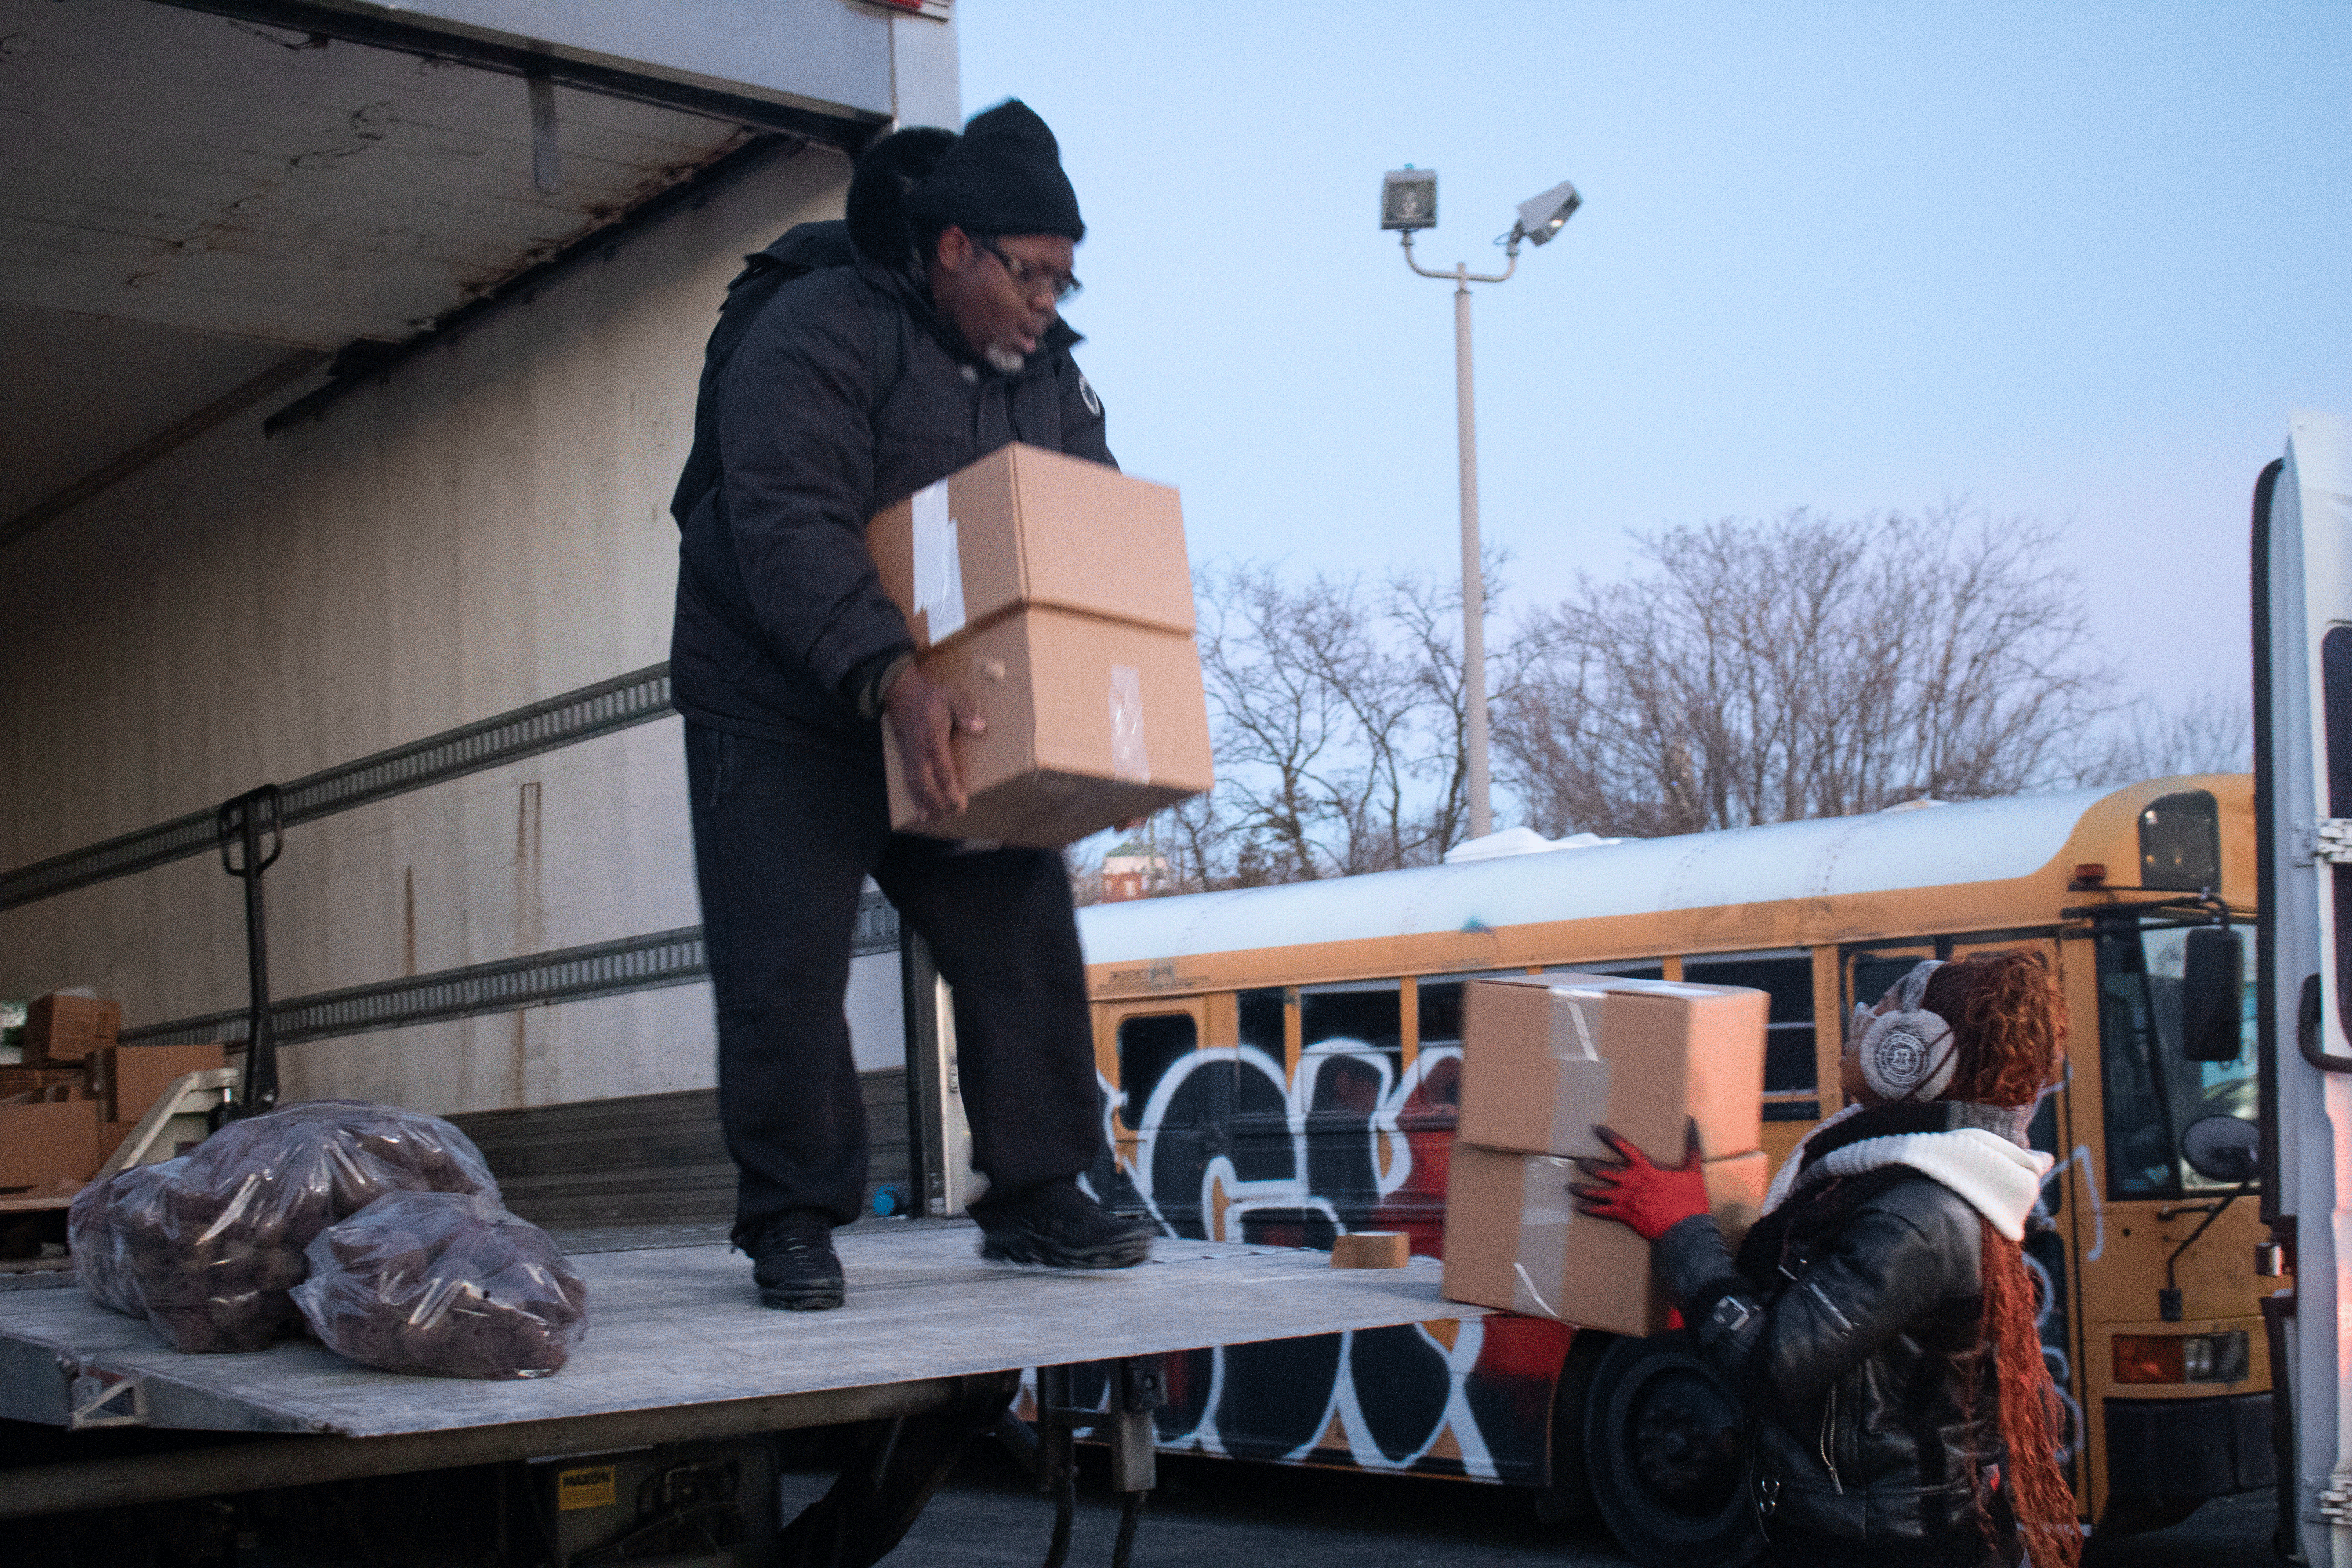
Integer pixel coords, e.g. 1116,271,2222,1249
1583,1331,1760,1568
1532,1329,1612,1526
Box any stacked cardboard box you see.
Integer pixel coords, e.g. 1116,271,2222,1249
0,1067,90,1098
0,1013,224,1190
88,1042,227,1125
866,444,1214,846
23,994,119,1064
0,1100,104,1190
1441,975,1773,1336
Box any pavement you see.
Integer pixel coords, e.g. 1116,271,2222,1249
784,1442,2285,1566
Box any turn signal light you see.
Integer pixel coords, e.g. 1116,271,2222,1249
2113,1330,2250,1385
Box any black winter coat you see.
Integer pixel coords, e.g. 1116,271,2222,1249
1655,1158,2013,1567
670,256,1114,752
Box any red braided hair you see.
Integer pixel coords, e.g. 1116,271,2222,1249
1925,950,2082,1568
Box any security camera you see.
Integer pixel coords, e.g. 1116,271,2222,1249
1512,180,1582,245
1381,169,1438,231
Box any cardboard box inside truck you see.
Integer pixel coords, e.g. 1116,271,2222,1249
24,994,120,1065
1456,975,1768,1164
867,443,1194,650
1441,1143,1771,1336
879,607,1214,846
0,1098,104,1189
90,1042,227,1125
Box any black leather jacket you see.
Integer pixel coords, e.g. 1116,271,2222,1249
1655,1170,2009,1566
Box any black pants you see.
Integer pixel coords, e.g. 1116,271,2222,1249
684,722,1101,1238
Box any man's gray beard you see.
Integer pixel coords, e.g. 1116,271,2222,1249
984,344,1026,374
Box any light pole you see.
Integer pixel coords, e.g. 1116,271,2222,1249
1381,170,1580,842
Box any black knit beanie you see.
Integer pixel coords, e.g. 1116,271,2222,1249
904,99,1084,241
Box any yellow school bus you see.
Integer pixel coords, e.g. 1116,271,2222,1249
1074,775,2269,1557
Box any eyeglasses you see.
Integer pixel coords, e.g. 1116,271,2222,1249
975,236,1081,304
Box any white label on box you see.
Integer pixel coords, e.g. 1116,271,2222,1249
911,481,966,641
1108,664,1150,783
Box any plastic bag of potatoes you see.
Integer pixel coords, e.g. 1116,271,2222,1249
292,1190,587,1379
68,1100,498,1353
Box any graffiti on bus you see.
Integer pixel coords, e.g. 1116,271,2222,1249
1072,1038,1566,1485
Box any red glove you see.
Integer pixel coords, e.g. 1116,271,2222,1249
1569,1120,1709,1242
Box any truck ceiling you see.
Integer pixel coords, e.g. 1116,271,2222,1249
0,0,902,544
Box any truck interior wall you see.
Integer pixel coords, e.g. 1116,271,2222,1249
0,144,866,1114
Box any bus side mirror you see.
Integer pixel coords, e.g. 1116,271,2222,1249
2180,927,2245,1062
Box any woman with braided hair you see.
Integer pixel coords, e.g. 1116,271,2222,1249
1572,949,2080,1567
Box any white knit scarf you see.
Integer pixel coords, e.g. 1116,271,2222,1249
1761,1103,2054,1242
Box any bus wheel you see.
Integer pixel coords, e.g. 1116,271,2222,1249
1583,1332,1760,1568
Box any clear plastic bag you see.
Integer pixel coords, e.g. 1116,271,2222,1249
66,1162,165,1320
292,1191,588,1379
68,1100,499,1353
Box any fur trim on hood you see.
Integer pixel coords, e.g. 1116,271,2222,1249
847,126,958,270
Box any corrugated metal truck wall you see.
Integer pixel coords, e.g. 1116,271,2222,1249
0,145,914,1222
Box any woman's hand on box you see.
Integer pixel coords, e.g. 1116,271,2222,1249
886,666,986,818
1569,1120,1710,1242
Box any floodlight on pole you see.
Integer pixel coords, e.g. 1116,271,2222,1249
1382,168,1579,842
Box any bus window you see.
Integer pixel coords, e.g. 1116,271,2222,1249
1230,988,1292,1183
1852,953,1930,1013
2138,790,2220,893
2096,920,2258,1199
1686,954,1817,1120
1237,988,1286,1058
1419,981,1464,1047
1301,982,1401,1115
1117,1013,1200,1132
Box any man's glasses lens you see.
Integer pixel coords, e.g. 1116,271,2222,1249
979,238,1080,303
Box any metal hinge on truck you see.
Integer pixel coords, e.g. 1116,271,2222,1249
2293,819,2352,866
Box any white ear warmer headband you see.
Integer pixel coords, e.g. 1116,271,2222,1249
1855,959,1956,1103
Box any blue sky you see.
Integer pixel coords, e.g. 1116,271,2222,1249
960,2,2352,710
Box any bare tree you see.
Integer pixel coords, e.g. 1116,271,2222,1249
2074,690,2252,784
1497,505,2121,836
1165,560,1506,889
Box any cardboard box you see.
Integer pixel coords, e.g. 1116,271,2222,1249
882,605,1214,845
98,1120,134,1167
90,1042,227,1125
24,995,120,1064
0,1098,104,1189
1441,1143,1771,1335
0,1067,89,1098
867,444,1194,650
1457,975,1768,1165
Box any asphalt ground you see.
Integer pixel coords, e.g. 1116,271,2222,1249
781,1441,2285,1567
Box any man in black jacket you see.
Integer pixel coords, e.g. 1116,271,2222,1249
670,102,1154,1310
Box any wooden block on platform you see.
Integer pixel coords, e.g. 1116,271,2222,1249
1330,1231,1410,1269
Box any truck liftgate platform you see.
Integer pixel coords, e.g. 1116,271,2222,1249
0,1221,1483,1557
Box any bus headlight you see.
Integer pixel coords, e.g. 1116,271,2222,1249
2112,1330,2250,1384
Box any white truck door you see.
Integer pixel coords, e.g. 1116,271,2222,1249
2258,408,2352,1566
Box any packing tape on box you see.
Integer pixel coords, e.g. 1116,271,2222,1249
1546,989,1603,1060
1510,1155,1577,1319
1546,1057,1615,1158
911,480,966,641
1109,664,1151,784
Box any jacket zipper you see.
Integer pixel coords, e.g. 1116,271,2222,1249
1818,1383,1844,1494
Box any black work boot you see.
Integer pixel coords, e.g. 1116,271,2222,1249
973,1179,1155,1269
749,1210,845,1310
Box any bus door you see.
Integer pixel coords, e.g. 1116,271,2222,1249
1843,935,2084,1495
1105,1000,1220,1240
